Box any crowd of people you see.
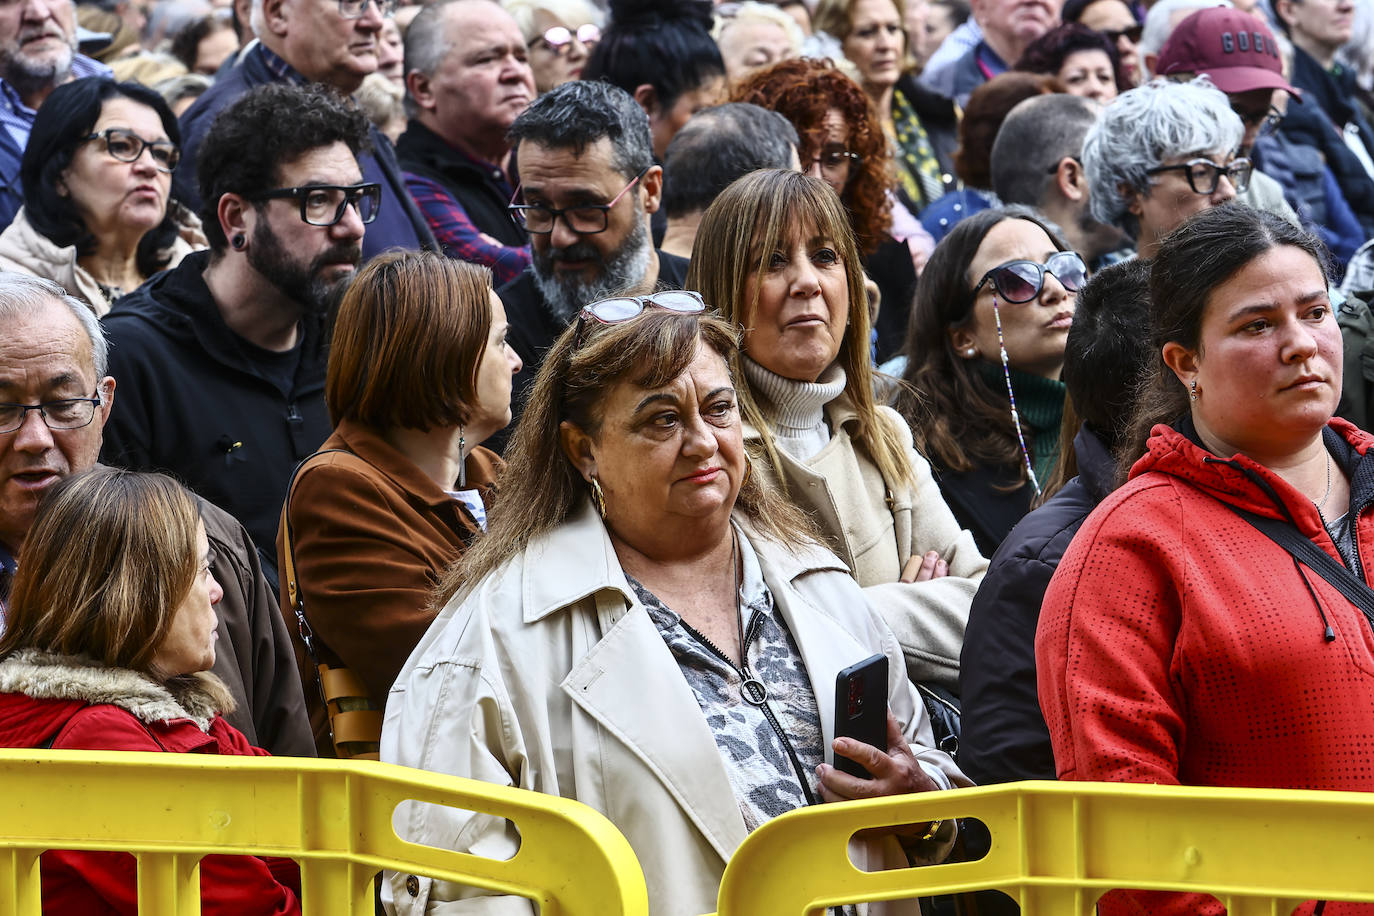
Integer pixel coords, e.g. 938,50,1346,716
0,0,1372,912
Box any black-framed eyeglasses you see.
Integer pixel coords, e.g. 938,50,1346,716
337,0,395,18
253,183,382,226
0,392,103,434
572,290,706,349
1145,157,1253,195
1233,104,1283,139
1100,23,1142,43
85,127,180,173
536,23,600,53
969,251,1088,307
509,166,649,235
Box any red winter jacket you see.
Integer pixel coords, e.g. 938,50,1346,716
0,650,302,915
1036,420,1374,916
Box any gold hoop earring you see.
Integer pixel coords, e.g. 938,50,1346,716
590,476,607,519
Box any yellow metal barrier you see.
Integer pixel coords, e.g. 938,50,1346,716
711,781,1374,915
0,749,648,916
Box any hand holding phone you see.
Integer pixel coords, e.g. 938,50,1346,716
833,653,887,779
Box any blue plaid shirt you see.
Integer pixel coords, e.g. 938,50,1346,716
0,53,111,150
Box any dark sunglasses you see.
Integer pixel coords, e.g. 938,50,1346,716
572,290,705,349
1100,23,1143,43
969,251,1088,306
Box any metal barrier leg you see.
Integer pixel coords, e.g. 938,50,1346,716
0,849,41,916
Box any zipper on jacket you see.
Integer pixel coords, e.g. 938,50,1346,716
676,614,820,807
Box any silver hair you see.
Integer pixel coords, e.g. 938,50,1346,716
402,0,516,117
1140,0,1232,55
502,0,604,44
1083,76,1244,229
0,272,109,382
991,93,1100,208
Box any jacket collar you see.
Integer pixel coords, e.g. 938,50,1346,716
0,649,227,732
329,419,502,510
1073,424,1118,504
521,501,848,624
395,119,505,182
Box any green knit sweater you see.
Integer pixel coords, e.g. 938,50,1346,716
977,362,1067,483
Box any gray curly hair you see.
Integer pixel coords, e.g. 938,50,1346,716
1083,76,1244,232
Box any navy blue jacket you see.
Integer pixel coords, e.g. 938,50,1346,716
173,43,435,261
958,425,1117,785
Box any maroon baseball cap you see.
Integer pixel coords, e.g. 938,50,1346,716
1155,7,1302,100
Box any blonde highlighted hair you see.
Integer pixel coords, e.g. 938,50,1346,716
686,168,914,491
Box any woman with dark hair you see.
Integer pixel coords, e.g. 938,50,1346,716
1037,205,1374,916
0,78,203,314
733,57,927,360
168,12,241,76
688,168,986,693
278,250,520,758
0,467,302,914
895,206,1085,555
1014,22,1126,103
583,0,727,160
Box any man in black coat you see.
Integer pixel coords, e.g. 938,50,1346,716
959,258,1152,786
173,0,434,259
396,0,533,286
101,84,369,568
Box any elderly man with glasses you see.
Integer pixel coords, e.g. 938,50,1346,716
0,270,314,755
100,83,370,571
171,0,434,260
491,79,687,453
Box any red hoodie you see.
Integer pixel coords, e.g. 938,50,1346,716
1037,420,1374,915
0,651,302,915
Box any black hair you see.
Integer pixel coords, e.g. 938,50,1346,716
1121,204,1330,471
507,79,654,179
661,103,798,218
22,78,183,280
583,0,725,113
1014,22,1129,91
195,82,371,252
1062,257,1152,452
168,13,232,72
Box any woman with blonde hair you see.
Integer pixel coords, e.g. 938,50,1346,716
383,303,968,915
278,250,520,757
687,169,985,694
0,467,302,914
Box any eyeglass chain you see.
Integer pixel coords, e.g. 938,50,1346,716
992,293,1042,498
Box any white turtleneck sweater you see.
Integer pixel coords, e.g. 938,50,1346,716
742,358,847,461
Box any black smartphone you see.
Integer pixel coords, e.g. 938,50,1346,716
833,653,888,779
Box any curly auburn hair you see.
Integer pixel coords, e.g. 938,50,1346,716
731,57,892,255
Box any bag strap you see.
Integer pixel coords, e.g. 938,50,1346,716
1223,503,1374,630
281,448,350,666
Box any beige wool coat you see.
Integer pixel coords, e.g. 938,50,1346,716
745,397,988,692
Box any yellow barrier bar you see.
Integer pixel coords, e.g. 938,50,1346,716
0,750,649,916
710,781,1374,915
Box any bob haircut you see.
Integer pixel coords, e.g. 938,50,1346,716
1121,204,1330,475
327,250,494,431
22,78,182,279
0,468,210,682
441,308,819,600
1013,23,1129,95
686,169,913,488
583,0,725,113
895,206,1071,479
1083,76,1245,233
731,57,892,254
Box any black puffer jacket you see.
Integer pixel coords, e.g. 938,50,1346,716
958,424,1117,785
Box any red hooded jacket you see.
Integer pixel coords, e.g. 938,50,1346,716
1037,420,1374,915
0,651,302,915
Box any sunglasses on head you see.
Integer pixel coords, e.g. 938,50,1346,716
969,251,1088,306
572,290,706,349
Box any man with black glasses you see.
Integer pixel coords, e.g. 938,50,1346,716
496,79,687,448
172,0,433,259
100,83,368,568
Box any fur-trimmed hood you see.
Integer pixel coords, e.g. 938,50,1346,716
0,649,233,737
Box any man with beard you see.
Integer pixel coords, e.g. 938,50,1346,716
100,84,369,570
498,80,686,447
0,0,109,227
